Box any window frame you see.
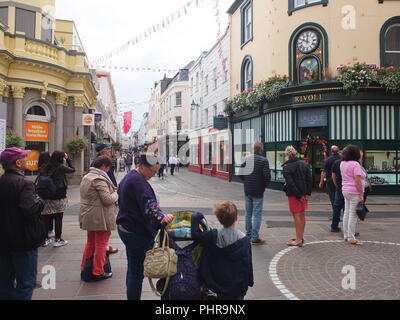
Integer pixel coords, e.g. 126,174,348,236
240,0,253,47
380,16,400,68
175,92,182,107
15,7,36,39
288,0,328,16
241,55,253,92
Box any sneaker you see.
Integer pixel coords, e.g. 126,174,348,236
48,230,55,238
91,272,113,282
251,237,266,245
42,239,52,247
53,239,69,247
331,228,342,233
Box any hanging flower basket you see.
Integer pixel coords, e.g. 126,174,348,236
66,135,89,154
6,130,25,149
300,135,328,157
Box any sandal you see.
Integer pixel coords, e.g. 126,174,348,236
287,240,303,247
350,240,364,246
291,238,305,244
107,246,119,254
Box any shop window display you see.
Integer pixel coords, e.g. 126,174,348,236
266,151,276,181
276,150,286,182
364,151,398,185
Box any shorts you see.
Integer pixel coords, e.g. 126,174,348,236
288,196,308,214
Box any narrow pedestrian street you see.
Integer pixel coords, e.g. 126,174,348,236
33,169,400,300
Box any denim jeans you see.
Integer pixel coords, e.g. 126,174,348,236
118,227,153,300
343,193,360,241
326,178,337,209
245,195,264,242
0,249,38,300
331,189,345,230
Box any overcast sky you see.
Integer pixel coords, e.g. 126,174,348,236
55,0,233,133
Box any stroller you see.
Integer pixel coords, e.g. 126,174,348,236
155,211,216,300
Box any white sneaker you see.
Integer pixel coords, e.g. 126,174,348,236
53,239,68,247
48,231,55,238
42,239,52,247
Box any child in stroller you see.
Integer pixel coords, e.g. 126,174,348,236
156,204,254,300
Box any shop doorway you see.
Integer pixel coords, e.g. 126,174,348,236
300,127,328,189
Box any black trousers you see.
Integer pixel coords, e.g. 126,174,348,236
42,213,64,239
170,164,176,175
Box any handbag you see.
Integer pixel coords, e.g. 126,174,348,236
356,202,369,221
144,229,178,297
80,252,112,282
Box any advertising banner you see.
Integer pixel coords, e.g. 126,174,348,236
25,121,49,142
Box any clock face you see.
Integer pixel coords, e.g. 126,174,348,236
297,31,319,54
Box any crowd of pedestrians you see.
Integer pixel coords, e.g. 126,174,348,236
0,139,373,300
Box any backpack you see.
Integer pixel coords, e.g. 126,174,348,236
34,169,58,200
156,243,202,300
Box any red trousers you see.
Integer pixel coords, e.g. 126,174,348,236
80,231,110,276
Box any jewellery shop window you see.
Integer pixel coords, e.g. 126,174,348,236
266,150,276,181
276,150,287,183
364,151,398,185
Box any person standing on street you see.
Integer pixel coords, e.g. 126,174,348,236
79,156,118,281
282,146,313,247
125,154,133,173
95,143,117,188
340,145,366,246
117,154,174,300
37,152,54,246
169,155,177,176
331,157,344,233
239,142,271,245
41,151,75,248
94,143,119,255
0,147,45,300
319,146,342,218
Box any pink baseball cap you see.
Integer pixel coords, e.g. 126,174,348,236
0,147,31,165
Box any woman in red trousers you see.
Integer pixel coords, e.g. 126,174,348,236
79,156,118,281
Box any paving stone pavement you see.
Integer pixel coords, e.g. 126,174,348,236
32,168,400,300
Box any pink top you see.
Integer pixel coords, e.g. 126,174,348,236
340,161,366,194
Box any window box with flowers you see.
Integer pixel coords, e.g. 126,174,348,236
337,62,400,95
66,135,89,154
225,75,290,114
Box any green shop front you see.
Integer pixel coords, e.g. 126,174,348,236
230,82,400,195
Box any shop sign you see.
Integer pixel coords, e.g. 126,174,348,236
214,116,228,131
94,113,102,123
0,119,6,152
82,114,95,126
294,94,324,104
26,150,40,171
25,121,49,141
298,108,327,128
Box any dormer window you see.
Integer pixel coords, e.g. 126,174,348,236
288,0,328,16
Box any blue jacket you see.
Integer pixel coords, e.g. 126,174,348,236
116,170,165,239
191,214,254,298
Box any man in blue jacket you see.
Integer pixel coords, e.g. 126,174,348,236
191,201,254,300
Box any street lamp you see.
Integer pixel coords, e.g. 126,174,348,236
191,100,199,110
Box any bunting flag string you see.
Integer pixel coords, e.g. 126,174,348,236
90,0,205,66
90,65,179,73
